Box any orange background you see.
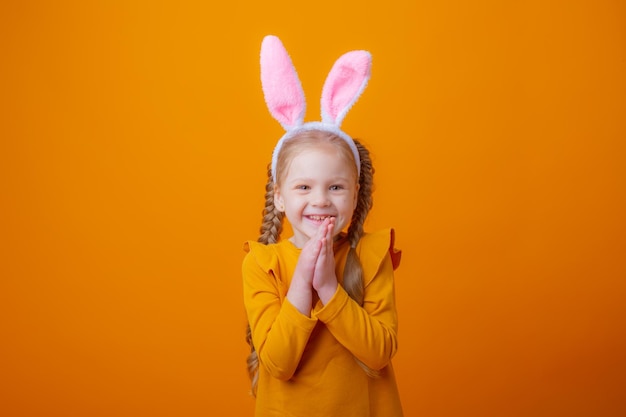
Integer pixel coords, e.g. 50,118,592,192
1,1,625,416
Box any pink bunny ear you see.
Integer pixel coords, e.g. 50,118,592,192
321,50,372,127
260,35,306,130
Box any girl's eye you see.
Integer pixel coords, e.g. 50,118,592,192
330,185,343,191
296,185,310,190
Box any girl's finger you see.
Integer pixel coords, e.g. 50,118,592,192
316,237,327,270
317,217,330,245
326,219,335,249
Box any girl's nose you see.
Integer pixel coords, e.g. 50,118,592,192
311,190,331,207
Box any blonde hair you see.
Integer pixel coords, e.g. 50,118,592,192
246,131,376,396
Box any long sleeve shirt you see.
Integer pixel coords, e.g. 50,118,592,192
242,229,403,417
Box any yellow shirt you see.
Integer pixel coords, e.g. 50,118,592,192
242,229,403,417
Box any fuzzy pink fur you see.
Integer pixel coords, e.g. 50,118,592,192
321,51,372,126
260,36,305,130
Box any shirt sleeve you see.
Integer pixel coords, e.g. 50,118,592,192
242,242,318,381
312,230,400,370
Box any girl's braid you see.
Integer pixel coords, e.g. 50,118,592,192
343,139,380,378
258,164,284,244
343,139,374,306
246,164,284,396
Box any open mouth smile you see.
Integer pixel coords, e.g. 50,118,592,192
306,215,335,222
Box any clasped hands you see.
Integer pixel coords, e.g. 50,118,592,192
287,217,339,316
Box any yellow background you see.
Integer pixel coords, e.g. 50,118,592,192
1,1,625,416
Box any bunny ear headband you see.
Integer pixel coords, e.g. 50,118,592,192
260,35,372,182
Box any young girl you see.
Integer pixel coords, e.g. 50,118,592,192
242,35,403,417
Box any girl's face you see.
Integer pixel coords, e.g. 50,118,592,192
275,143,359,248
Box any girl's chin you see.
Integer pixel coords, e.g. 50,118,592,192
292,229,345,245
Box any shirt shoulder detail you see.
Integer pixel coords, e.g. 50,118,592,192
243,241,278,275
358,228,402,285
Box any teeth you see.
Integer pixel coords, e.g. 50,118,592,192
309,215,333,221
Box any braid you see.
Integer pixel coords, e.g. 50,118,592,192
246,164,284,396
348,140,374,246
258,164,284,244
343,139,380,378
343,139,374,305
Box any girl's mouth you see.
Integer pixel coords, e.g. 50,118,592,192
306,215,335,221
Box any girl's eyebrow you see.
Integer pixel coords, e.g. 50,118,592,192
289,176,352,183
287,177,312,183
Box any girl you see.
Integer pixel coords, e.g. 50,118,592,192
242,35,403,417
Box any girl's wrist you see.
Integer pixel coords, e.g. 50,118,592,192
316,281,338,305
287,277,314,316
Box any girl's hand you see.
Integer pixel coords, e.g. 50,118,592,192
313,217,338,305
287,219,326,316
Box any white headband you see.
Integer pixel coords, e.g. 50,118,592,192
260,35,372,182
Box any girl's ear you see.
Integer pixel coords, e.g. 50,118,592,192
274,188,285,212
